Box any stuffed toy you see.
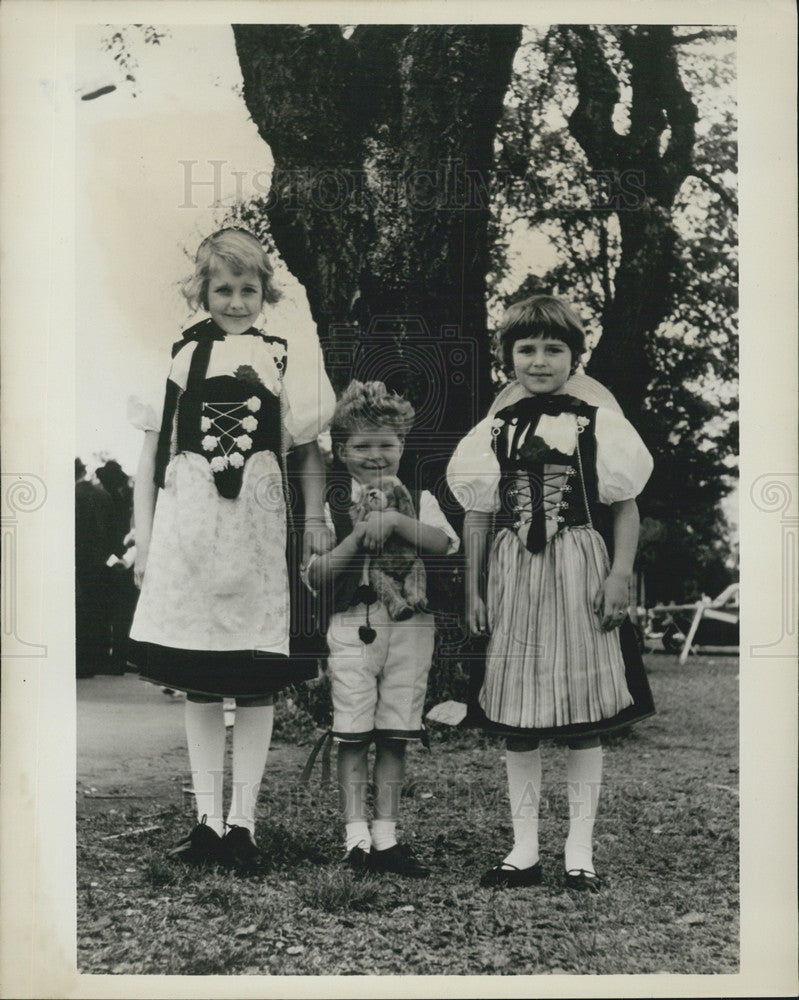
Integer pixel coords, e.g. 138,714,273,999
351,477,427,622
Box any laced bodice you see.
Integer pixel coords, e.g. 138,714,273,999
491,395,599,554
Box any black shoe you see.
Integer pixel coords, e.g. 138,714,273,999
480,861,543,888
565,868,601,893
221,825,269,875
167,815,223,866
343,845,372,876
369,843,430,879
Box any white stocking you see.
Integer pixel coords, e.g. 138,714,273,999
226,703,274,838
502,748,542,869
565,745,603,874
184,700,226,837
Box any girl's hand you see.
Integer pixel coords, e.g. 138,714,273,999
359,509,397,552
133,546,148,590
467,594,489,636
303,519,336,563
593,572,630,631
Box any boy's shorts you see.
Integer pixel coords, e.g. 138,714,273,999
326,602,436,742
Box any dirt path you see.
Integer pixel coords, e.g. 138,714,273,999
76,674,308,816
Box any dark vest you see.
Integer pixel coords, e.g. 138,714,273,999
491,394,602,554
154,318,287,499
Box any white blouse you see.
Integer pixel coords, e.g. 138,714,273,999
447,406,653,513
127,310,335,448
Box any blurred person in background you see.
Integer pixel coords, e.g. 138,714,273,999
75,457,114,677
96,459,138,674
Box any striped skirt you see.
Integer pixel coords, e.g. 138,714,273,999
481,526,633,731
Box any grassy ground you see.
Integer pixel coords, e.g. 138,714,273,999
76,654,739,975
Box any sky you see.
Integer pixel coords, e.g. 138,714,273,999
77,24,282,472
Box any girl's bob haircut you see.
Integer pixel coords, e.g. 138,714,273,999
330,380,415,450
183,228,281,312
495,294,586,372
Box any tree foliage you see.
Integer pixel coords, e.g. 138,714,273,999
95,23,738,600
492,25,737,600
99,25,170,96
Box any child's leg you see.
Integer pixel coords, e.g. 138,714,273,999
370,610,434,854
327,605,386,855
371,738,407,851
502,735,542,869
337,740,371,853
369,736,429,877
565,735,602,876
226,696,274,838
185,695,226,836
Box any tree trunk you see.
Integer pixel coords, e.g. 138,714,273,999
233,24,522,489
561,25,698,423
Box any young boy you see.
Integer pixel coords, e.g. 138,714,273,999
305,380,458,877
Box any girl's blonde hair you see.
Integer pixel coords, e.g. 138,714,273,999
330,380,415,448
182,228,281,312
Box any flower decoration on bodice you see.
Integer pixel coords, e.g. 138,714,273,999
234,364,262,388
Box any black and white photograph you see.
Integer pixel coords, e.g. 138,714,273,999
0,2,796,997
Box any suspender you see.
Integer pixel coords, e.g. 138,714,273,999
153,321,220,489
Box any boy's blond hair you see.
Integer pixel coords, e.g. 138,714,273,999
330,380,415,448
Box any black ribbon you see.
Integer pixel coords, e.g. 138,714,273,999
495,392,587,422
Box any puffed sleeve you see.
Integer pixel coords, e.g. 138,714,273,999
125,341,195,433
126,394,161,433
595,407,653,503
270,296,335,447
446,415,501,514
126,354,166,433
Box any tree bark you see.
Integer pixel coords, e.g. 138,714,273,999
233,24,522,488
561,25,699,422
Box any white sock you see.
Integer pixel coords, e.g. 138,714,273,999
502,748,542,869
225,703,274,838
565,746,603,875
345,821,371,854
185,700,226,837
371,819,397,852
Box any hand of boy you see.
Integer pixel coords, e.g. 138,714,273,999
358,509,397,552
